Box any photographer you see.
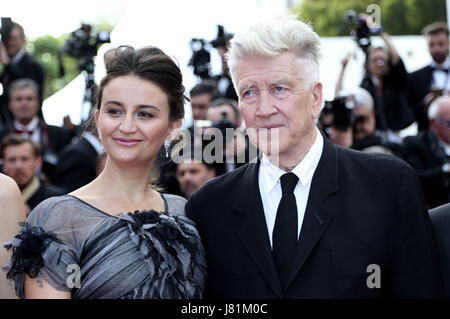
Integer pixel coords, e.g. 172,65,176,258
325,87,404,156
403,95,450,209
205,98,257,175
344,13,415,135
211,26,238,101
0,20,44,125
361,32,415,134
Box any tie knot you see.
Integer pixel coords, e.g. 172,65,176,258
280,172,299,194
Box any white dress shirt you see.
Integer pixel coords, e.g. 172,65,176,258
82,131,104,155
431,56,450,90
258,128,324,248
13,116,40,143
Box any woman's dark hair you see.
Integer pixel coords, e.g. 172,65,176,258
95,45,185,121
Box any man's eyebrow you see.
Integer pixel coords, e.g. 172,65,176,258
272,78,293,86
237,83,255,93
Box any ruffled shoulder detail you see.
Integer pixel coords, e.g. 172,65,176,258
3,222,62,280
118,210,206,299
2,222,63,297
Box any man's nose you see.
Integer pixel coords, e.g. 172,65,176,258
255,91,277,118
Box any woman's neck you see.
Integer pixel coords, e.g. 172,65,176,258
95,158,156,202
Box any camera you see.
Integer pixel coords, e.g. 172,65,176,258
0,17,13,44
345,10,383,51
323,95,357,131
61,23,110,73
188,38,212,80
189,25,233,80
212,111,237,143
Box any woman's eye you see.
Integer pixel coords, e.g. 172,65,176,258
136,111,153,119
107,108,123,116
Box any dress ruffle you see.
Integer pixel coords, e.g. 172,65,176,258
118,210,206,298
2,222,63,297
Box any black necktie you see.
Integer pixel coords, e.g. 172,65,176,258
272,172,299,290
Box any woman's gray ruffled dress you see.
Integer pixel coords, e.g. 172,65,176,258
2,194,206,299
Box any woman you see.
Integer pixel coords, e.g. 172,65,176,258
3,46,206,299
0,173,26,298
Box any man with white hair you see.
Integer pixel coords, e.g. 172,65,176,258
403,95,450,209
186,16,442,298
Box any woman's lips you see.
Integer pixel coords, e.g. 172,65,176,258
113,138,143,146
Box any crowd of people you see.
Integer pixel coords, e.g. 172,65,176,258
0,15,449,299
323,19,450,210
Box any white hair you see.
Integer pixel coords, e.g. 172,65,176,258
226,15,321,90
337,87,374,110
428,95,450,119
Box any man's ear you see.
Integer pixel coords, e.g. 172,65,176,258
311,82,323,119
35,155,43,171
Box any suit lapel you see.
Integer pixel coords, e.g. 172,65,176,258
426,65,434,89
286,136,339,289
233,158,284,298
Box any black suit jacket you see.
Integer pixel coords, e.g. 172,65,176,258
429,203,450,298
186,136,443,298
51,136,99,193
408,65,434,131
27,182,65,211
0,52,45,124
0,122,72,178
403,130,449,209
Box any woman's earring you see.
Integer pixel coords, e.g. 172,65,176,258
164,139,171,158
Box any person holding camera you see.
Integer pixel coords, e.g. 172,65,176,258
409,22,450,131
360,30,416,135
0,21,44,125
211,27,238,101
403,95,450,209
203,98,258,176
0,79,72,180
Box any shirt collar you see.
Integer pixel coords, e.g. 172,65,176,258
431,56,450,70
82,131,104,155
14,116,39,131
260,127,324,192
11,48,26,65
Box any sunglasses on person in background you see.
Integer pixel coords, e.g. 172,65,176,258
435,118,450,127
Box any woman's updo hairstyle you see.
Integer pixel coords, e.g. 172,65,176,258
96,45,185,121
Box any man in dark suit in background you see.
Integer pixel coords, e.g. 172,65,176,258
403,95,450,209
409,22,450,131
0,21,44,125
0,79,72,179
1,134,65,215
51,129,103,193
186,16,442,299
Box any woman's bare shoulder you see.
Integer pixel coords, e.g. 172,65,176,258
0,174,22,201
0,174,26,223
